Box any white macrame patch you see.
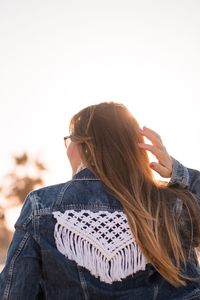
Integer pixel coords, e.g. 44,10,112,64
53,210,147,284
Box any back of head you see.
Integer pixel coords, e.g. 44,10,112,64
69,101,200,287
70,101,153,185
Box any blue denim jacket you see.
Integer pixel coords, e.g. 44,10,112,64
0,158,200,300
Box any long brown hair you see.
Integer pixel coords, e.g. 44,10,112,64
69,101,200,287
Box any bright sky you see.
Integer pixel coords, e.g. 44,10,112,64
0,0,200,187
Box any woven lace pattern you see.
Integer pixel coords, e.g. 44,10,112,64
53,210,147,284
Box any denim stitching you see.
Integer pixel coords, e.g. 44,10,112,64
52,205,123,215
34,215,40,244
153,285,159,300
3,231,30,300
153,278,165,300
77,266,90,300
21,193,35,228
53,181,73,208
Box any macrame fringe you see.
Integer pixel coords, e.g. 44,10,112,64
53,211,146,284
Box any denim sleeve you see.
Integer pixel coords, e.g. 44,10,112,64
170,157,200,201
0,193,43,300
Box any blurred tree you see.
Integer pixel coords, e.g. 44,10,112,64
0,205,13,268
0,152,47,269
0,152,47,205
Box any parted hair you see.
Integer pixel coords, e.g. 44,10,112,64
69,101,200,287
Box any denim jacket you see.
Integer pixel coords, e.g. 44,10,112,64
0,158,200,300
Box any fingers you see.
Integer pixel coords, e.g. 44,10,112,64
138,126,173,178
150,162,170,178
138,142,165,160
139,126,163,147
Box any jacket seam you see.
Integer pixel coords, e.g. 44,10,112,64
53,181,73,208
72,178,100,181
77,266,90,300
2,231,30,300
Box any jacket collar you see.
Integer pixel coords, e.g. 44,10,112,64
72,167,99,180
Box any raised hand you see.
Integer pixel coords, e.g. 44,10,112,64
138,126,173,178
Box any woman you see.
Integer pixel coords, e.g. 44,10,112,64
0,101,200,300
